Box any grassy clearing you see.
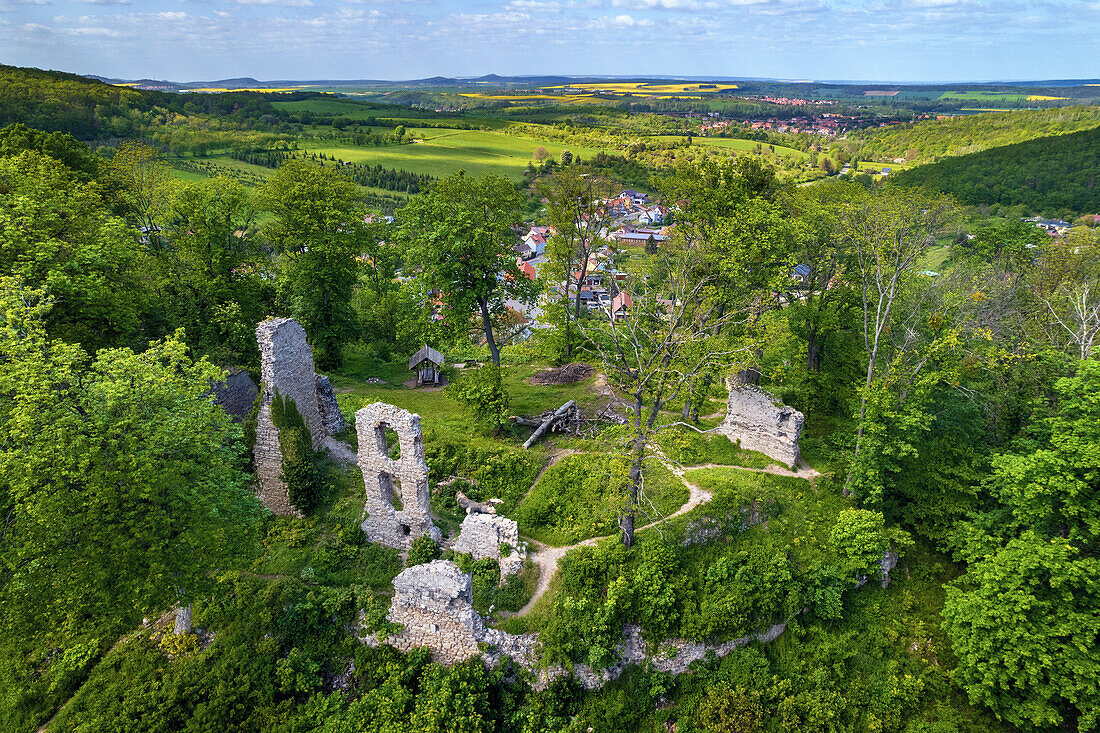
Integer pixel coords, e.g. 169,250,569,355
515,454,687,546
654,428,776,469
937,90,1029,101
302,129,609,180
682,136,810,160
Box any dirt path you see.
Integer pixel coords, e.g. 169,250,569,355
528,449,580,491
508,457,818,618
324,437,358,465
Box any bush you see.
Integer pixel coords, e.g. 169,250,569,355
407,535,442,566
271,390,325,514
445,364,510,435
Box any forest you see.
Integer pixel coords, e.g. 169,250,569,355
0,62,1099,733
891,126,1100,218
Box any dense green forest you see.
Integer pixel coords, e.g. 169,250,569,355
891,126,1100,218
847,107,1100,162
1,61,1099,733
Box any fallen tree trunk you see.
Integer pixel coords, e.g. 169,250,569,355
522,400,576,449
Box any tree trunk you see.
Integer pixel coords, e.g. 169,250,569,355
478,297,501,366
622,394,647,548
807,330,820,372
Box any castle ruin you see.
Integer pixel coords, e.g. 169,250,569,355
356,402,442,548
451,513,526,576
253,317,345,515
713,383,804,467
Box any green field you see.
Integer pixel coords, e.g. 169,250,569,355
303,128,611,180
939,91,1026,102
687,135,810,159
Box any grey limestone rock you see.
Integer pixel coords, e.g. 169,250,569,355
211,369,258,423
315,374,346,435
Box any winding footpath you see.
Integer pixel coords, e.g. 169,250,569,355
509,457,820,617
322,425,820,620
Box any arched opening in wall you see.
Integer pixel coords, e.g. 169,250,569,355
379,471,404,512
378,422,400,457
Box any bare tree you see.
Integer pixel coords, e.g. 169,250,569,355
580,238,744,547
844,188,956,461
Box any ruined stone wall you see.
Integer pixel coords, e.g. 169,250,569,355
316,375,346,435
356,402,441,548
254,318,324,516
451,513,526,576
361,560,789,690
713,383,804,467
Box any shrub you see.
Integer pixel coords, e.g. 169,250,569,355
271,390,324,514
407,535,442,566
445,364,510,435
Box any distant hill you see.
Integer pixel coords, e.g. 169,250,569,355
891,126,1100,217
850,107,1100,163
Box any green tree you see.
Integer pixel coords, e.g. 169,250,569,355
0,281,262,649
400,172,536,366
446,364,510,435
829,509,889,580
0,151,146,350
259,160,362,369
161,175,267,363
540,168,613,362
105,140,172,235
943,532,1100,731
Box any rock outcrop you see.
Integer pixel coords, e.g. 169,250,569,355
713,384,804,467
211,368,258,423
356,402,441,548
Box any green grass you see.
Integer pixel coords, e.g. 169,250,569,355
939,91,1026,102
302,129,610,180
514,454,687,546
688,136,809,159
654,428,776,469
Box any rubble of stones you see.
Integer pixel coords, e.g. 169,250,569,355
712,382,804,467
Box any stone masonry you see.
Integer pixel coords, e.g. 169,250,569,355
254,318,341,516
451,513,527,576
356,402,441,548
362,560,791,690
316,375,346,435
713,383,804,467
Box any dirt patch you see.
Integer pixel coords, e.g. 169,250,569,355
528,363,595,386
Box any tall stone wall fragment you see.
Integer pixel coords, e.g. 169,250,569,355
316,374,346,435
254,318,324,516
451,513,526,576
713,384,804,467
356,402,441,548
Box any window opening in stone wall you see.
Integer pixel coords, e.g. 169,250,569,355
379,471,404,512
383,425,401,460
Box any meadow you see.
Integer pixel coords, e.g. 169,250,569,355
303,128,611,180
939,91,1026,102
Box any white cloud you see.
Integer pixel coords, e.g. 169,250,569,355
233,0,313,6
71,0,130,5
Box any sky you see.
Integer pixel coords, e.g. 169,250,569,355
0,0,1097,83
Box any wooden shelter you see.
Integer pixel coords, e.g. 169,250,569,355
408,345,445,386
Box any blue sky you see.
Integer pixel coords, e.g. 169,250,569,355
0,0,1097,83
